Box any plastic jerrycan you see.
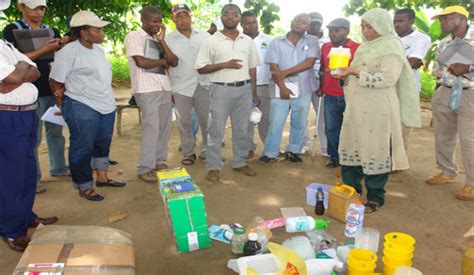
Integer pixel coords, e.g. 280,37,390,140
462,246,474,275
327,182,360,222
328,46,351,70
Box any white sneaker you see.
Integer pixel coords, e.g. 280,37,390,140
300,146,309,154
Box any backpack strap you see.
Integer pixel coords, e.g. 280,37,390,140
12,21,23,30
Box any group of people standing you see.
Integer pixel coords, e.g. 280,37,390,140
1,0,473,253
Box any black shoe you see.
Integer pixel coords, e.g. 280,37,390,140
258,155,275,165
326,159,340,168
285,152,303,163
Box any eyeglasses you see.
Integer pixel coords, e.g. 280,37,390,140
222,12,241,18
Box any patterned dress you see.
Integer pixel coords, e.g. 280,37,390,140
339,54,409,174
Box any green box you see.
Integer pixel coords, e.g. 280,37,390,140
158,168,211,253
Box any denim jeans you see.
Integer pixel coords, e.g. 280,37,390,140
35,96,68,181
324,94,345,161
61,96,115,190
263,93,312,157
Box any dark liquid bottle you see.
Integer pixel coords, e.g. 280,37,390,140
243,233,261,256
315,187,325,216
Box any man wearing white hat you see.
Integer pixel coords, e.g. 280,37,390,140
3,0,68,194
0,0,58,252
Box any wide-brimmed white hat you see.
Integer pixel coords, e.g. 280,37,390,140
70,10,110,28
18,0,47,9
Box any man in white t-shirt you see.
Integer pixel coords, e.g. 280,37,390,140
394,8,431,150
241,10,272,159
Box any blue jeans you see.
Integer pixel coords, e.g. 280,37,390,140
0,110,38,238
61,96,115,190
263,93,312,157
35,96,68,181
324,95,345,161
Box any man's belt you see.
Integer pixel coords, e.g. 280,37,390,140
213,80,250,87
0,102,38,111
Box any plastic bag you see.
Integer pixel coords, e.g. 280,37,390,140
247,217,273,254
449,76,464,112
306,230,338,253
268,242,307,275
250,107,262,124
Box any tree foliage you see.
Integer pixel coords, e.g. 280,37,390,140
344,0,473,20
1,0,173,44
244,0,280,34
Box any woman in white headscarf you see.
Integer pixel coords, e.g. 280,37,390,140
338,8,421,213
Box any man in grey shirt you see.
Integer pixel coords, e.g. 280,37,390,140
166,4,210,165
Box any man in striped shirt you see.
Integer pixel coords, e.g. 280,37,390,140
125,6,177,183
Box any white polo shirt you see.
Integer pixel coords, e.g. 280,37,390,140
400,29,431,89
165,28,210,97
0,40,38,106
195,31,260,83
253,32,272,85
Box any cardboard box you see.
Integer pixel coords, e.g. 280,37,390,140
14,225,135,274
158,168,211,253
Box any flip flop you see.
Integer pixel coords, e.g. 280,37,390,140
364,201,384,213
181,154,196,165
79,189,104,201
96,179,126,188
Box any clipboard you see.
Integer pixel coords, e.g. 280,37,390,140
144,38,166,75
13,29,54,61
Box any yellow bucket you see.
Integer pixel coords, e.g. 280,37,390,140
348,259,376,275
383,257,405,275
349,248,378,264
462,246,474,275
384,232,415,252
328,53,350,70
383,256,412,267
383,248,414,261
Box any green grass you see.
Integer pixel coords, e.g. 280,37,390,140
420,70,436,100
108,55,130,87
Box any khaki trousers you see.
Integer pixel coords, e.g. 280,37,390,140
431,86,474,185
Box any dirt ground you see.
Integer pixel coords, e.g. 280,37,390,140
1,87,472,274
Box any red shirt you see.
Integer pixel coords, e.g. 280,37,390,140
320,39,360,96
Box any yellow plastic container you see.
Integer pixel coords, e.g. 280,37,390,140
462,246,474,275
327,182,360,222
383,257,403,275
348,259,376,275
349,249,378,264
384,232,415,252
384,246,414,258
328,47,351,70
383,256,412,267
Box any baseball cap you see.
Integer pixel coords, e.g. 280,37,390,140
431,5,469,19
172,3,190,15
69,10,110,28
18,0,47,9
309,12,323,24
327,18,350,29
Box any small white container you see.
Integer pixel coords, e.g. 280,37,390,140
236,254,278,275
355,227,380,253
285,216,315,233
306,183,330,208
394,266,423,275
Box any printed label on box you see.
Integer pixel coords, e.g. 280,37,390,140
187,231,199,251
25,263,65,275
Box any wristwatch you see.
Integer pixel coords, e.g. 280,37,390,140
470,64,474,72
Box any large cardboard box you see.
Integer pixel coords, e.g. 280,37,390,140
14,225,135,274
158,168,211,253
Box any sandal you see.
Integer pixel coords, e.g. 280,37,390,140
364,201,384,213
79,189,104,201
35,182,47,194
96,179,126,188
181,154,196,166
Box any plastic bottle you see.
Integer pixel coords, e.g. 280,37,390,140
285,216,316,233
315,187,325,216
344,201,365,238
449,76,464,112
243,232,261,256
332,261,346,275
231,227,246,254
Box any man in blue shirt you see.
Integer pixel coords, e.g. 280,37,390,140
259,13,319,164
